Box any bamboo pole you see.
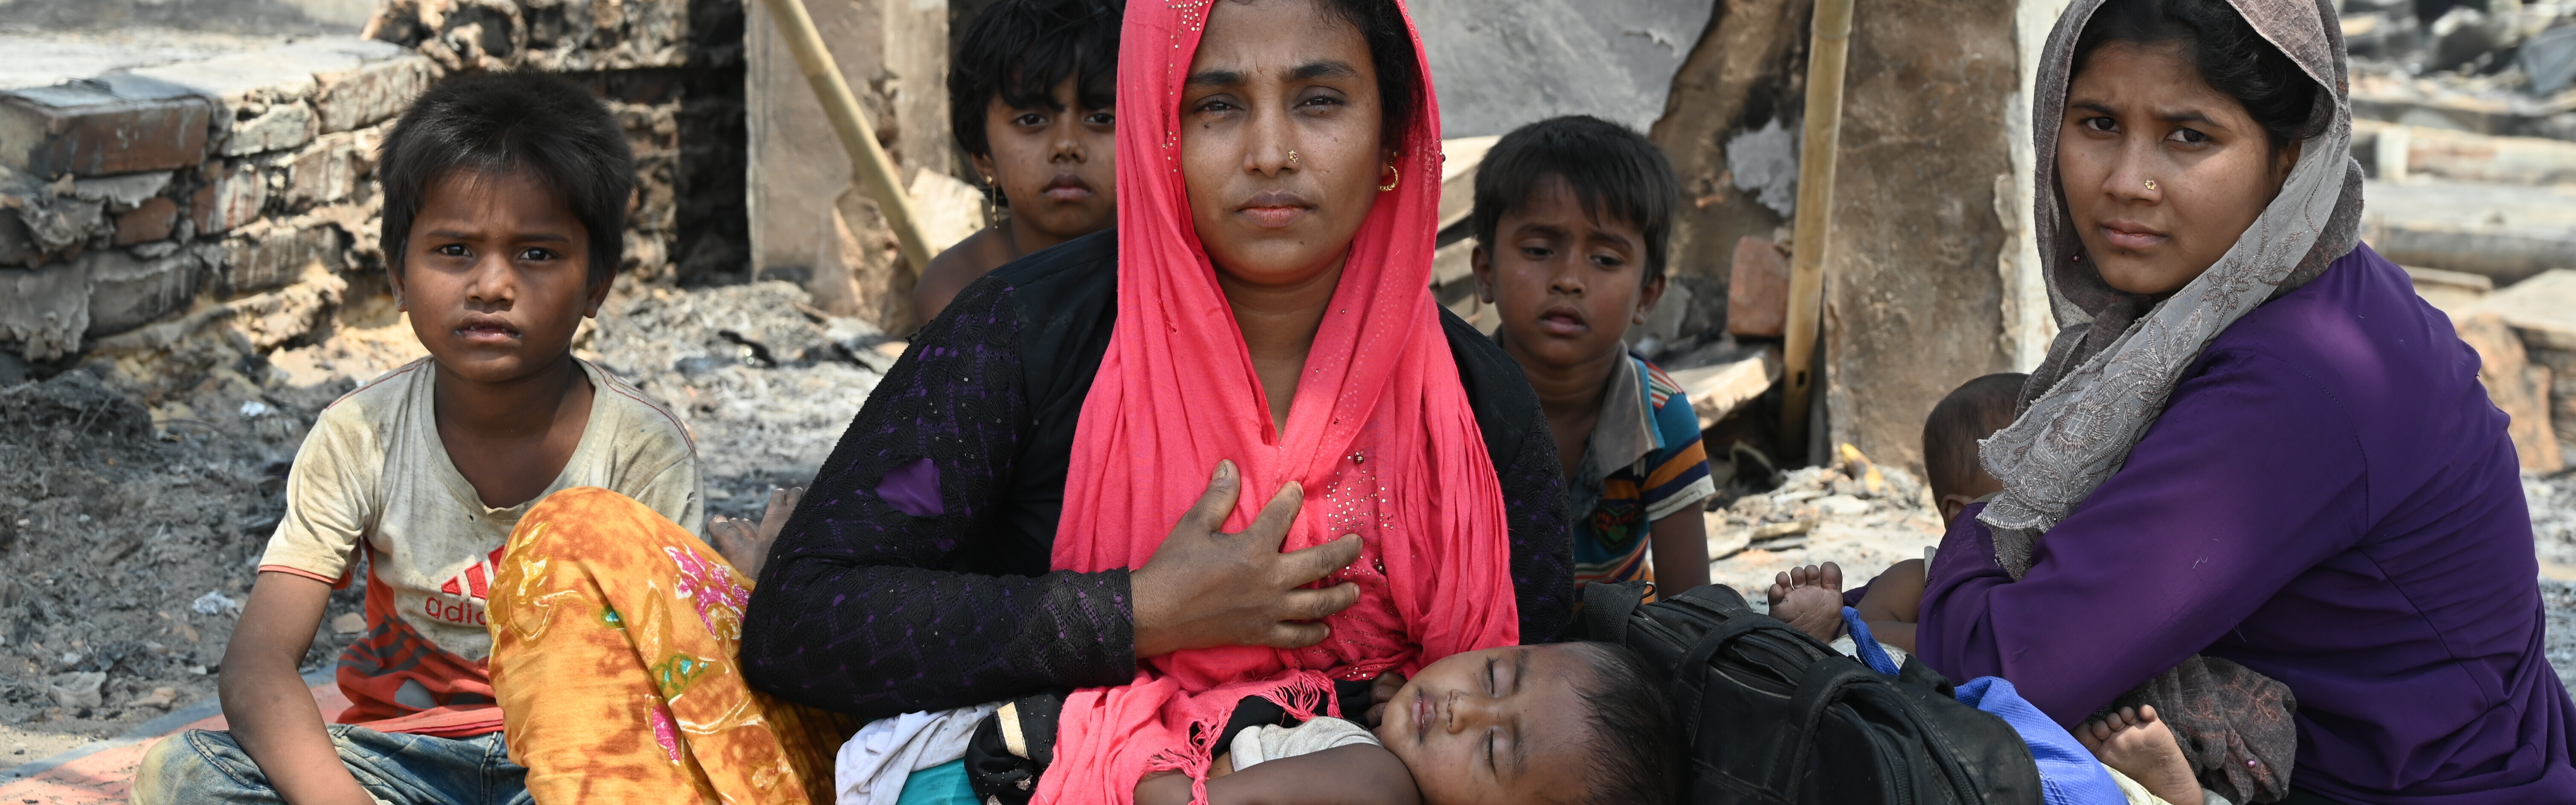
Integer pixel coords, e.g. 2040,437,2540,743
1778,0,1857,454
758,0,935,271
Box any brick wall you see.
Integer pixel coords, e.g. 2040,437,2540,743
0,0,749,366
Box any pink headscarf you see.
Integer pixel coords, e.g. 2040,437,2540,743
1037,0,1518,802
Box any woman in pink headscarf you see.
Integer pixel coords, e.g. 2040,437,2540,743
737,0,1577,796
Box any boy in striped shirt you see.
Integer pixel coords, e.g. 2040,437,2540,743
1468,116,1715,593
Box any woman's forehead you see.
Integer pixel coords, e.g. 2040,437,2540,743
1189,0,1371,76
2067,44,2253,120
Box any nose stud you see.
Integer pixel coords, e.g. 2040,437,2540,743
1287,150,1299,166
2143,179,2158,192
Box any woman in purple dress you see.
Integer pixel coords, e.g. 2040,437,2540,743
1915,0,2576,802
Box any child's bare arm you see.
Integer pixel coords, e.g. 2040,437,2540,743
709,486,802,578
220,572,371,805
1647,510,1710,595
1853,559,1926,624
1864,621,1917,654
1136,744,1422,805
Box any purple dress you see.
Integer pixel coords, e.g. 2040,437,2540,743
1918,244,2576,804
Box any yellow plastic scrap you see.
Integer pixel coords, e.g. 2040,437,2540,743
1838,443,1887,496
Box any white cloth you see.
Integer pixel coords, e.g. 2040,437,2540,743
1226,717,1382,771
2104,765,2168,805
834,703,1001,805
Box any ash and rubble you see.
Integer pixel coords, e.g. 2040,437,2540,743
1702,451,1947,610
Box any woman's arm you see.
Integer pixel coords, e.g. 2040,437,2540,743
1916,350,2368,726
739,279,1138,718
1497,425,1577,644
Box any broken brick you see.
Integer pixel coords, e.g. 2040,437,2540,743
113,198,180,246
1728,236,1791,338
191,162,268,235
283,134,366,209
0,75,212,178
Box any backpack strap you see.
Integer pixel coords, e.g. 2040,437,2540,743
1670,614,1812,744
1580,580,1650,644
1777,660,1885,791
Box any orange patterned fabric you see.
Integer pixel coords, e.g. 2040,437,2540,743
486,487,857,804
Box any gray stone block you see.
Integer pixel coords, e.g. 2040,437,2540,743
83,248,199,336
0,262,90,360
68,171,174,212
16,195,102,254
219,101,317,156
217,217,342,295
0,74,212,177
126,50,321,109
0,209,35,266
126,38,408,155
313,53,435,134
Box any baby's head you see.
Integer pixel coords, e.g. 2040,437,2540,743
1373,642,1681,805
376,71,632,385
1922,372,2030,526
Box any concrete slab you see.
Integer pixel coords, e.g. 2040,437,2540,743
2355,120,2576,185
0,29,299,93
1669,347,1780,428
2405,264,2493,316
1411,0,1715,138
2361,180,2576,287
2475,269,2576,353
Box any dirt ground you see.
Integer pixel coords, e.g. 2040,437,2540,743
4,279,2576,769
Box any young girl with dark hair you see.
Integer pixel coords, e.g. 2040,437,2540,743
914,0,1124,323
1914,0,2576,802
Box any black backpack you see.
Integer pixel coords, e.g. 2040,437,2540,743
1580,581,2045,805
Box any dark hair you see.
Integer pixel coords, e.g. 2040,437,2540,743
375,71,633,287
1471,116,1681,279
1565,642,1684,805
2072,0,2321,152
950,0,1124,167
1302,0,1423,156
1922,372,2029,500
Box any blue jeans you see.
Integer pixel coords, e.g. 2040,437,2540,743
130,724,531,805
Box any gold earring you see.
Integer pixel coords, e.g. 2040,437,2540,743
1377,162,1400,192
2143,179,2159,192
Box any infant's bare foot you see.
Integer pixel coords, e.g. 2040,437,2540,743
2078,705,2201,805
1764,563,1845,642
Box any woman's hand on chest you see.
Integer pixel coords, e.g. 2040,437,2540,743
1131,460,1366,658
